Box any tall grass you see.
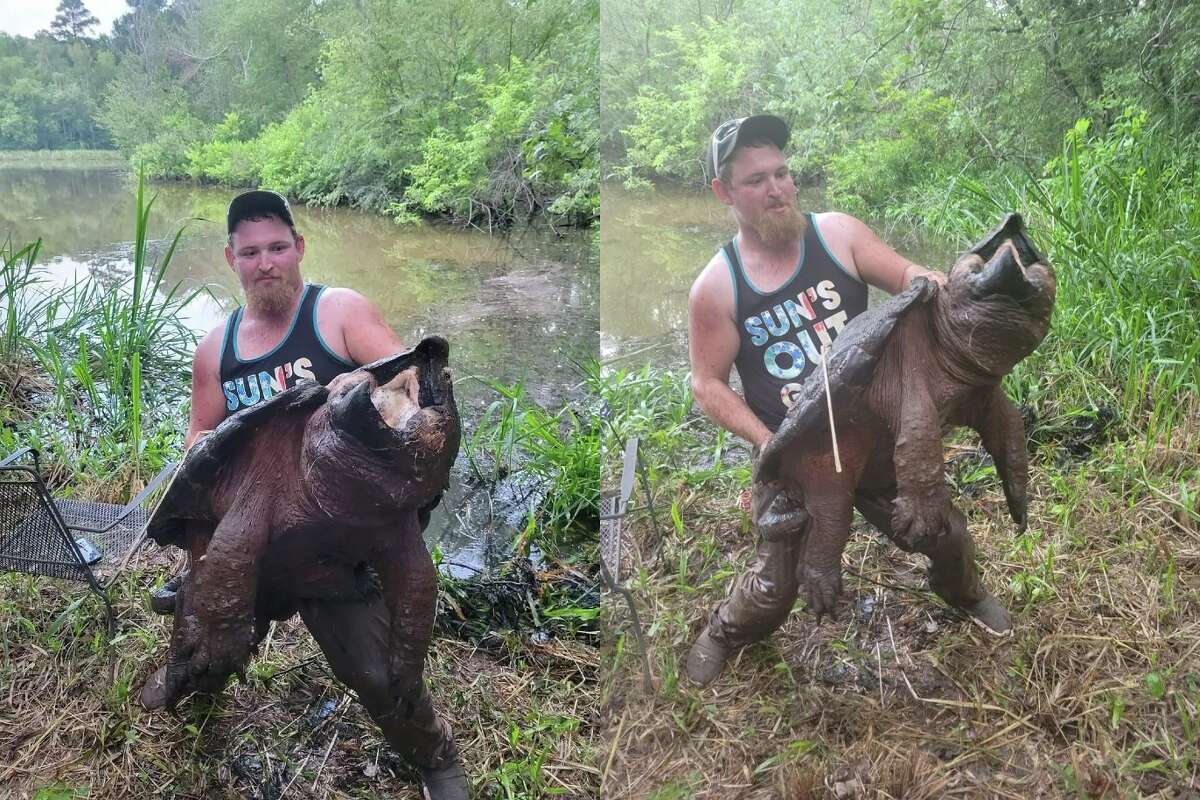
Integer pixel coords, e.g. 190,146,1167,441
0,169,200,486
463,370,601,557
909,109,1200,440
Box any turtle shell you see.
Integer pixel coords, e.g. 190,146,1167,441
755,277,938,482
756,212,1038,482
145,337,451,549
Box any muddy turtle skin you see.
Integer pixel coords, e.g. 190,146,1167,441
146,336,460,706
756,214,1056,630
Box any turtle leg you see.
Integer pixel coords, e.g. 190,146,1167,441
888,343,954,550
797,438,868,622
298,516,457,769
187,498,273,694
953,385,1029,531
857,488,1010,634
371,515,439,710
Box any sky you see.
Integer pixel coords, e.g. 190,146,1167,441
0,0,130,38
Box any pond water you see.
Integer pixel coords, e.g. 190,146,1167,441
600,182,960,366
0,164,598,576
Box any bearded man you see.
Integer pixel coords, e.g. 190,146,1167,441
140,190,469,799
685,115,947,685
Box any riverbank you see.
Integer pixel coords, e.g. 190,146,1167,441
0,150,124,167
0,174,600,797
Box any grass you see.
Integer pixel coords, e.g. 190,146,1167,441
0,558,599,799
463,369,602,563
0,169,200,491
598,368,1198,798
903,110,1200,443
598,119,1200,797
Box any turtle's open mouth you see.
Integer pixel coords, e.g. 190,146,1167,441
328,336,460,451
964,213,1048,303
362,336,452,409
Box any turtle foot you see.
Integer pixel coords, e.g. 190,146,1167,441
685,629,731,686
962,596,1012,636
138,665,172,711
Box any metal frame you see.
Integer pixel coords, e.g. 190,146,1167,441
0,447,176,638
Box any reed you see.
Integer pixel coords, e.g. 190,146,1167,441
0,168,200,485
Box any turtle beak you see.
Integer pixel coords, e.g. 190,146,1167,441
327,337,460,454
967,213,1046,303
359,336,452,409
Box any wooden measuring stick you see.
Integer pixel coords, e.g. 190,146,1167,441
821,343,842,473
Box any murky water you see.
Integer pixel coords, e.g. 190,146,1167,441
600,182,959,365
0,165,598,575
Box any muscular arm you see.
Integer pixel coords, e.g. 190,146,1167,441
319,288,405,366
816,212,946,294
185,328,226,449
688,257,773,449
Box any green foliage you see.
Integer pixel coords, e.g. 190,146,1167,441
0,34,114,149
825,85,968,216
905,110,1200,438
465,371,600,557
605,0,1200,212
619,22,758,181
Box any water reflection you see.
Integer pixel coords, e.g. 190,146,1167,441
1,165,598,575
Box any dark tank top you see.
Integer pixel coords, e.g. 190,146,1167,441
728,214,869,432
218,283,356,417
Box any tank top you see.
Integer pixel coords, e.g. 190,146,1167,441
218,283,356,417
728,214,869,432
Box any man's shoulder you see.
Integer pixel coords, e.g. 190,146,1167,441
690,248,737,319
810,211,869,245
192,323,226,373
315,286,372,312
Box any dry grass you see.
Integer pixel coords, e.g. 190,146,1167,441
600,410,1200,799
0,544,598,799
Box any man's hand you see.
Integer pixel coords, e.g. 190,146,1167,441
902,264,947,289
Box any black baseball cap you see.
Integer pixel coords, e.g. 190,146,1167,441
705,114,790,182
226,189,295,234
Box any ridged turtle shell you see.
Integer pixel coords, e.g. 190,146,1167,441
756,213,1037,482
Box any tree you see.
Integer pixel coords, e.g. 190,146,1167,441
49,0,100,42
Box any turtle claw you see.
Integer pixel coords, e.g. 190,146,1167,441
802,565,842,623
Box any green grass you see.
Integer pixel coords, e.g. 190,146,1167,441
464,369,601,561
902,110,1200,443
599,363,1198,797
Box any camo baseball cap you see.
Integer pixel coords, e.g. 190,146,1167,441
226,189,295,234
705,114,790,182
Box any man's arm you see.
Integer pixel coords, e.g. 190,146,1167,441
688,257,773,450
816,212,946,294
185,328,226,449
319,288,405,366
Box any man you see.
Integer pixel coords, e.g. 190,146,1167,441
684,116,948,686
140,190,469,800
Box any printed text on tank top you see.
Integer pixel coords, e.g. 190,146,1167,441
728,213,869,432
218,283,355,417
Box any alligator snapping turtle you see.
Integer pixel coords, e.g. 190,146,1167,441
755,214,1056,632
144,336,460,707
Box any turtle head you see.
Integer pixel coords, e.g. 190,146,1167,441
306,337,460,516
939,213,1057,377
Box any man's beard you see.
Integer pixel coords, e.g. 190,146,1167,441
746,204,807,246
245,277,300,317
